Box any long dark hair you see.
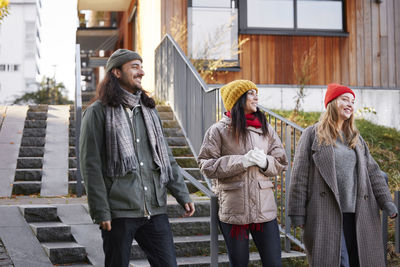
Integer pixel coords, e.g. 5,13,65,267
92,70,155,108
230,92,269,144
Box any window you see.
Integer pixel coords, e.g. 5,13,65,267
239,0,345,35
188,0,239,61
0,64,21,72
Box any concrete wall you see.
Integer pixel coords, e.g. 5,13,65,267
257,85,400,131
137,0,161,92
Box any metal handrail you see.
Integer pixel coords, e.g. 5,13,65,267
180,168,219,265
74,44,83,197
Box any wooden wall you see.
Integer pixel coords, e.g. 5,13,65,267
161,0,188,53
160,0,400,88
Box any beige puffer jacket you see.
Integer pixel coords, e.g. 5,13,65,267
198,115,288,225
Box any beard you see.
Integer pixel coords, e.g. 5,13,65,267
118,75,142,94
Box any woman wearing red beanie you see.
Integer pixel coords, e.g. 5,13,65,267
288,83,397,267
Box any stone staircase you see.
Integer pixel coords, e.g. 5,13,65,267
129,201,305,266
12,105,47,196
68,106,85,195
19,205,91,266
157,105,205,192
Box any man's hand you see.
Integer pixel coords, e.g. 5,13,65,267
100,221,112,231
183,202,195,217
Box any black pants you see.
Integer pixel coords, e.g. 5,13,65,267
101,214,177,267
219,219,282,267
340,213,360,267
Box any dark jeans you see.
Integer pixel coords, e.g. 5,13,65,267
219,219,282,267
340,213,360,267
101,214,177,267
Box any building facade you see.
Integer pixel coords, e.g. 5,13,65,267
76,0,400,129
0,0,42,104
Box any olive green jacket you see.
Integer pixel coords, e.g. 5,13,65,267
79,101,191,223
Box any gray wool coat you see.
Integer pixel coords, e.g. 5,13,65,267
288,125,396,267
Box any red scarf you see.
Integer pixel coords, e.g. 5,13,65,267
225,111,262,128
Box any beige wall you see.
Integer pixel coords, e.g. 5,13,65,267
137,0,161,92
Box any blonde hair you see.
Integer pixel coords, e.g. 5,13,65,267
316,98,359,149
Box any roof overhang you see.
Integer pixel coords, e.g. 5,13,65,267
78,0,131,11
76,28,119,51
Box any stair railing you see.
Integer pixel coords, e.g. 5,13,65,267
74,44,83,197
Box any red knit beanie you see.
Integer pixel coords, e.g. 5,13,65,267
324,83,355,108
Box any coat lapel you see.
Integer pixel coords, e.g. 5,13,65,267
311,136,340,201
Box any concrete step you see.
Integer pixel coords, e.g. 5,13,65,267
15,169,42,181
185,180,208,194
20,136,45,147
28,105,48,112
162,120,180,129
130,250,306,267
175,157,198,168
19,205,58,222
24,120,47,128
29,222,74,242
23,128,46,137
69,158,77,168
17,157,43,169
156,105,172,112
27,111,47,120
69,127,76,138
167,201,210,218
41,242,88,265
163,128,184,137
68,169,77,181
69,137,76,146
159,111,174,120
183,168,202,180
130,235,226,260
19,146,44,157
170,146,192,157
69,147,76,157
169,217,211,236
12,181,41,195
68,181,86,195
166,137,188,146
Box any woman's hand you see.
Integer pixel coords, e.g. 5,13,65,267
242,150,258,168
250,147,268,169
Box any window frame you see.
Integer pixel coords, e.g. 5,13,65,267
238,0,348,37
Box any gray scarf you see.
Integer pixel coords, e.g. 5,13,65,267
105,87,173,186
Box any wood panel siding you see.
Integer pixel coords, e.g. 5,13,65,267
156,0,400,88
161,0,188,54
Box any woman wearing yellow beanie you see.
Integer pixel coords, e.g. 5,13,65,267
198,80,288,266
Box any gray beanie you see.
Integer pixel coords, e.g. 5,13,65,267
105,49,142,72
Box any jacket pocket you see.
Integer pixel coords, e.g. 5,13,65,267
153,171,167,207
258,180,277,215
108,173,141,210
219,181,245,214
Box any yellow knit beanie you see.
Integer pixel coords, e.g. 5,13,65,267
220,80,258,111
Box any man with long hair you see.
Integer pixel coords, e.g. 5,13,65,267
79,49,195,267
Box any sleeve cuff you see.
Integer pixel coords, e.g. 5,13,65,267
383,201,398,217
290,215,305,227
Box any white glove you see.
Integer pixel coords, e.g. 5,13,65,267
242,150,257,168
250,147,268,169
